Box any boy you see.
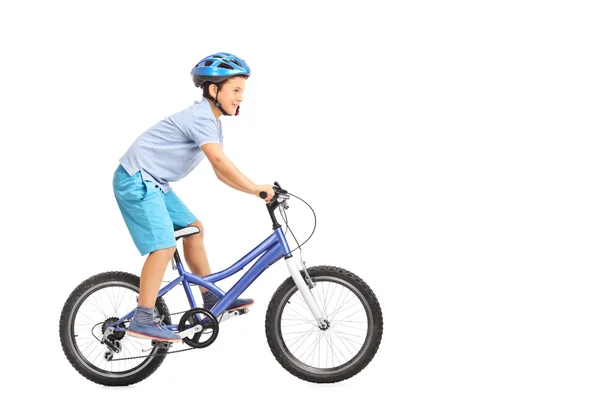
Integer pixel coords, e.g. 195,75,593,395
113,52,275,342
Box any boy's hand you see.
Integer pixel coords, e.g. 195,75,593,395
255,184,275,202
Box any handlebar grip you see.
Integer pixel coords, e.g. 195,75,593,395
259,191,267,199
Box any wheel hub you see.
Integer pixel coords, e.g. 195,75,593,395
318,319,330,331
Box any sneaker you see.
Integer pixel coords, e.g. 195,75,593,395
202,291,254,312
127,317,181,342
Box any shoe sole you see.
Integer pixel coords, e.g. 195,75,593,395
226,300,254,312
127,330,181,342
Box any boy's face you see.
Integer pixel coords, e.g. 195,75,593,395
212,76,246,116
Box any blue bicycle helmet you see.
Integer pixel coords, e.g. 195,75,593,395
191,52,251,88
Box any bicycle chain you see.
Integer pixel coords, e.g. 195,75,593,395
109,345,198,361
106,310,211,362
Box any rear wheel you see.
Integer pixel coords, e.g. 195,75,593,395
266,266,383,383
59,272,172,386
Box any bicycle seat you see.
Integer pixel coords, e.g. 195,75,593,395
174,226,201,240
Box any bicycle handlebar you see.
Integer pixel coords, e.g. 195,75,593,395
260,181,288,201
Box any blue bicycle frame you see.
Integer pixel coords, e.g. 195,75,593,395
112,227,292,332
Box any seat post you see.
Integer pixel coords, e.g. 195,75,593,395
173,248,182,266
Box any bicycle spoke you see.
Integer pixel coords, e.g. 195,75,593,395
330,328,355,355
282,302,317,326
289,297,310,312
326,330,348,366
326,283,340,320
327,290,353,321
84,295,107,321
331,327,362,352
322,281,331,317
79,337,98,355
331,306,365,325
110,287,119,316
76,310,100,327
280,320,314,328
308,330,321,366
115,287,128,315
329,329,366,339
286,326,317,353
318,282,329,318
330,319,368,328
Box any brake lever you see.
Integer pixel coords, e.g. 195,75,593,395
273,181,288,194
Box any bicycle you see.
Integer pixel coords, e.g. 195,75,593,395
59,182,383,386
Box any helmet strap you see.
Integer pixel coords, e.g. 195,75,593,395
213,86,231,116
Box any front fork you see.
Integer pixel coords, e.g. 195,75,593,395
284,256,329,330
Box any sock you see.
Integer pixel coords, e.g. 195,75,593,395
132,306,154,325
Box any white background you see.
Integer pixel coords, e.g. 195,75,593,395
1,1,599,399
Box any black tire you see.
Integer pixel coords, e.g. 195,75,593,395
59,271,172,386
265,266,383,383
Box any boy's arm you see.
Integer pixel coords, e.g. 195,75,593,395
202,143,273,199
214,169,252,194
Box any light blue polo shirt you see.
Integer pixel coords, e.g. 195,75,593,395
119,98,222,193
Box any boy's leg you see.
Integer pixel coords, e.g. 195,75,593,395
138,246,177,307
113,167,181,341
182,220,254,311
163,190,212,292
163,191,253,311
182,220,212,293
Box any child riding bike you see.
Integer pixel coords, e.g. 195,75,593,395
113,52,275,342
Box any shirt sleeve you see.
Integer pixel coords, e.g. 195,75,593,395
184,117,221,147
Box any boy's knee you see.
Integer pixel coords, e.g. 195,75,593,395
185,220,204,240
150,246,177,256
188,220,203,229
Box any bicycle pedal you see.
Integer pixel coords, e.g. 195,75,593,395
219,307,249,323
150,340,174,350
229,307,249,315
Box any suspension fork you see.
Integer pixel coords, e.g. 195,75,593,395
285,256,328,329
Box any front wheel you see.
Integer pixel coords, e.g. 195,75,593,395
265,266,383,383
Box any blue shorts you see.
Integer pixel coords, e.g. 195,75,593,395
113,164,198,256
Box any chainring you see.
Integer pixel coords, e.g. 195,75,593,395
177,307,219,349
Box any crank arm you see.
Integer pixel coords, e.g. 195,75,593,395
179,324,205,338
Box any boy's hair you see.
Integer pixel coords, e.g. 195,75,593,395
201,75,249,99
